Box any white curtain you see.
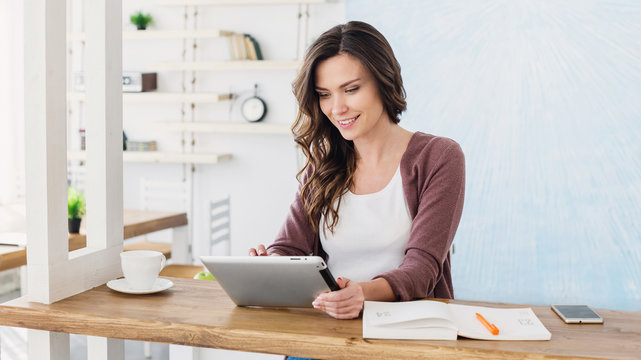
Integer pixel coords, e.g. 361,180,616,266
0,0,24,205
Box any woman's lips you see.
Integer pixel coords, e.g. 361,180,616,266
337,115,359,129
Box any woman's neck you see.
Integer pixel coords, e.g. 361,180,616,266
354,123,413,169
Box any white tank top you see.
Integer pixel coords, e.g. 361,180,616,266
319,166,412,282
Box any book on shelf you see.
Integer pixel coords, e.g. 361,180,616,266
363,300,552,341
253,35,263,60
228,33,263,61
232,34,246,60
244,35,257,60
244,34,263,60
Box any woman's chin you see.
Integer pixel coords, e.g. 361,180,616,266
337,129,357,141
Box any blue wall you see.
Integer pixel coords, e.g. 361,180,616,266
346,0,641,311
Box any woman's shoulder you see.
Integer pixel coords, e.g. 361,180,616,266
403,132,464,165
400,132,465,210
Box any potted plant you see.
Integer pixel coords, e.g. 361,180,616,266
130,11,153,30
68,187,86,234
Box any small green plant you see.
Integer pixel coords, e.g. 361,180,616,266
68,187,86,220
130,11,153,30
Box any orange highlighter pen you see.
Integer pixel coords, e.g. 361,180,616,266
476,313,500,335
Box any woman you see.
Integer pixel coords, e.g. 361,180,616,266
250,21,465,320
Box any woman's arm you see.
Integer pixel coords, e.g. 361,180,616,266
374,140,465,301
360,277,395,301
266,168,325,258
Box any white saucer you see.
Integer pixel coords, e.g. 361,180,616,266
107,278,174,295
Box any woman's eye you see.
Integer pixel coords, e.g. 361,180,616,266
346,86,359,93
317,93,330,98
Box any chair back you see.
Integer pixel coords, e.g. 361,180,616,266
209,196,231,256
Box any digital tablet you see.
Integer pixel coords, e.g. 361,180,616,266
200,256,340,307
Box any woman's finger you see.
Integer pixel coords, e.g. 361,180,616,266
321,302,361,316
323,303,363,319
319,295,362,312
248,244,268,256
313,276,364,319
315,288,355,304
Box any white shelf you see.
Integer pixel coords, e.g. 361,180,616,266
68,29,234,41
146,60,302,72
68,151,233,164
152,0,326,6
155,121,292,135
68,92,233,103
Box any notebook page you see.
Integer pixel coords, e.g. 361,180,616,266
365,300,455,326
448,304,552,340
363,301,458,340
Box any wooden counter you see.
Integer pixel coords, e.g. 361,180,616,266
1,278,640,359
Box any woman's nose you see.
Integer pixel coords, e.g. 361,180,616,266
331,95,348,116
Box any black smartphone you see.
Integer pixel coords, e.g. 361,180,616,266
551,304,603,324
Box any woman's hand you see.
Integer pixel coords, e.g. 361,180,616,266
248,244,269,256
312,277,364,319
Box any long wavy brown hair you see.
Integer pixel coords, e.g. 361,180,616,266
292,21,407,233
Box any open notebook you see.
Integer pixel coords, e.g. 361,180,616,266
363,300,551,340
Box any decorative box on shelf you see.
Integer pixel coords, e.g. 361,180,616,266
73,72,158,92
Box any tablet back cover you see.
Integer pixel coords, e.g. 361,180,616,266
201,256,331,307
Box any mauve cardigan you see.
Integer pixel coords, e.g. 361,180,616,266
267,132,465,301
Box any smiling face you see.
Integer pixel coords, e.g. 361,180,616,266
314,53,392,142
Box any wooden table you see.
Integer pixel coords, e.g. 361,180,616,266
1,278,639,359
0,209,188,271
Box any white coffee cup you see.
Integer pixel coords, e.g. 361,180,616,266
120,250,166,290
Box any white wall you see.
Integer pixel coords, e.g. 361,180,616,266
66,2,346,262
72,2,346,359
